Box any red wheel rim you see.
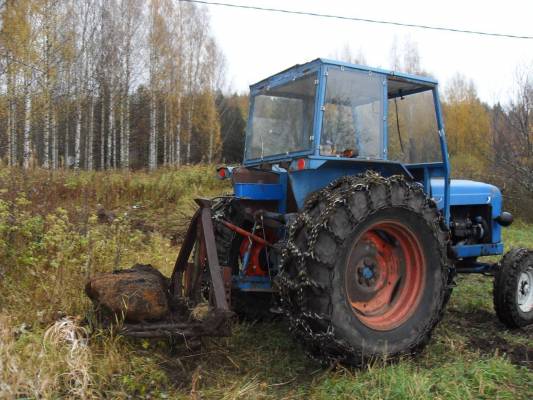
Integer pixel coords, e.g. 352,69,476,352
345,220,426,331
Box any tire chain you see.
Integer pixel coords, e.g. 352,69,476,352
275,171,451,365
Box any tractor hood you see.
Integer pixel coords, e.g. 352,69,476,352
430,179,502,218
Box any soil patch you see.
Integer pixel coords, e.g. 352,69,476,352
468,336,533,369
446,308,533,369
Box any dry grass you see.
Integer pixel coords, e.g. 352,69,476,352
43,317,93,397
1,316,93,398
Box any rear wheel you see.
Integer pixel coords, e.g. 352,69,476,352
493,249,533,328
277,172,450,365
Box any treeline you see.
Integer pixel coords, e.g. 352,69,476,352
442,70,533,218
0,0,247,170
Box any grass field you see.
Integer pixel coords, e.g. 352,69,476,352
0,166,531,399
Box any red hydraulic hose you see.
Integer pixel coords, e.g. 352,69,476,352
219,220,273,247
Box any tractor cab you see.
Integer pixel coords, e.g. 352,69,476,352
244,59,448,210
245,58,444,167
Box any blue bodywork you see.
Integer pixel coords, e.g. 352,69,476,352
431,179,503,257
229,59,507,290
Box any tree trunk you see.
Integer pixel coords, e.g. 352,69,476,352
43,96,50,169
64,67,71,169
74,99,81,169
163,102,168,165
6,65,15,166
124,92,130,168
107,94,113,169
100,92,105,170
51,110,58,169
120,93,125,168
112,97,117,169
23,85,32,170
88,95,94,170
208,123,214,164
208,94,214,164
7,96,12,166
64,104,69,168
169,106,174,165
186,98,194,164
149,91,157,170
84,106,89,170
11,99,17,166
175,95,181,167
43,33,51,169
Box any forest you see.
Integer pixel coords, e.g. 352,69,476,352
0,1,531,215
0,0,248,171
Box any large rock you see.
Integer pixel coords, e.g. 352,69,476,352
85,264,170,322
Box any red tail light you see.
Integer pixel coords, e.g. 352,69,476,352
217,167,230,180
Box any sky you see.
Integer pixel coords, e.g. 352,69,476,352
205,0,533,104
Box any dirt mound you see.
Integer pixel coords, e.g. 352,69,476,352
85,264,170,323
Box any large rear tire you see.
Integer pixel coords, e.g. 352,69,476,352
277,172,450,365
493,248,533,328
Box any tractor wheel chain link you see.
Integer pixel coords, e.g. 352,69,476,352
275,171,451,365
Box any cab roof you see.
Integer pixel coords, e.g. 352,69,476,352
250,58,438,96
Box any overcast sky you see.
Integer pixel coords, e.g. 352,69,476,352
206,0,533,104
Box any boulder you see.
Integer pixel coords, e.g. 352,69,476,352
85,264,170,322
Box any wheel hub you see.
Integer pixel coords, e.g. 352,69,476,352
345,221,425,331
517,269,533,313
361,261,375,279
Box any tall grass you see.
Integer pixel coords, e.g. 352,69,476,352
0,165,229,214
0,166,226,398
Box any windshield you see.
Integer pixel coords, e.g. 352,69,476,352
321,69,384,158
246,73,317,160
388,89,442,163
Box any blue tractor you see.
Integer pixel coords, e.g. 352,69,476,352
171,59,533,365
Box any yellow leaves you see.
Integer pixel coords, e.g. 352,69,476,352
442,75,492,174
191,91,222,161
1,0,33,60
444,100,491,157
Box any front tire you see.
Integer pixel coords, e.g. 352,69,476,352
493,248,533,328
277,172,450,365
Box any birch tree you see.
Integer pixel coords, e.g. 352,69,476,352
1,0,26,166
0,0,226,169
118,0,141,169
22,76,32,169
147,0,167,170
72,0,97,169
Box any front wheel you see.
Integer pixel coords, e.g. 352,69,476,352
493,249,533,328
277,172,450,365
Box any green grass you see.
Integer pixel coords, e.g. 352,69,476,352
502,221,533,250
0,166,532,399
